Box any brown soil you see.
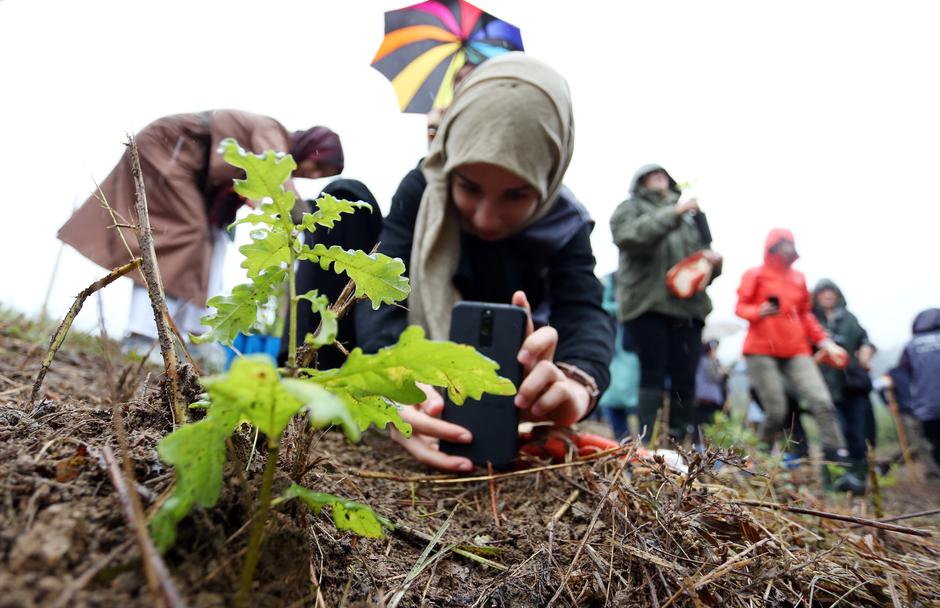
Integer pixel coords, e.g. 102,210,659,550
1,322,939,608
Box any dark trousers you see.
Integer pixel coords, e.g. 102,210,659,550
835,392,876,461
691,400,723,447
922,419,940,472
625,311,703,441
601,407,631,441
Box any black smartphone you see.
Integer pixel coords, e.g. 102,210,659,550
440,301,528,469
767,295,780,308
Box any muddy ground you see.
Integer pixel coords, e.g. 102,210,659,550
1,317,939,607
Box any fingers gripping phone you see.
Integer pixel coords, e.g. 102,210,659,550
440,302,528,469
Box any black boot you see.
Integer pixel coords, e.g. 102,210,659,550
822,449,866,496
637,388,662,444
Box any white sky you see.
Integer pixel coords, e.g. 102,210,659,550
1,0,937,361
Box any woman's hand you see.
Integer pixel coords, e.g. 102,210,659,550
758,301,780,318
857,344,875,370
819,339,849,362
702,249,723,267
511,291,592,426
675,198,700,216
390,382,474,472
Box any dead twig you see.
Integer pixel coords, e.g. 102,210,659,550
848,507,940,528
102,446,185,608
353,442,634,484
487,461,500,528
392,520,507,571
29,258,141,404
735,500,934,537
127,136,184,424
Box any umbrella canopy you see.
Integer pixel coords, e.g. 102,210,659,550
371,0,524,114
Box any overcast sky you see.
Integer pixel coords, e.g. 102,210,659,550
1,0,937,361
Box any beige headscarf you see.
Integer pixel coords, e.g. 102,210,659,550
408,52,575,340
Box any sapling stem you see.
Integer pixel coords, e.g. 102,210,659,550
287,257,299,374
236,443,279,606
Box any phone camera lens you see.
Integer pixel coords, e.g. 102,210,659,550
480,309,494,346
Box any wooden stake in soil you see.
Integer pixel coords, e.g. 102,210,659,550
29,258,141,404
102,446,185,608
127,136,184,424
885,387,917,478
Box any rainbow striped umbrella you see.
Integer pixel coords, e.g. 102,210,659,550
371,0,524,114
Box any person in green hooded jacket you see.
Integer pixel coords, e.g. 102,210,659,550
610,165,722,441
813,279,877,483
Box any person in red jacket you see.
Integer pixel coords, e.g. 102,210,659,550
736,228,864,493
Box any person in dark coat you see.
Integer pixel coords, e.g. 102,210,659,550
876,366,940,478
895,309,940,474
281,179,382,370
813,279,877,483
355,53,614,472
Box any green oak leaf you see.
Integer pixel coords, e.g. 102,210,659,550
330,388,412,437
296,290,338,348
201,356,303,443
150,405,242,552
281,483,390,538
280,379,360,442
229,211,278,230
219,137,296,218
309,325,515,406
302,193,373,231
194,268,286,345
298,244,409,309
240,229,291,278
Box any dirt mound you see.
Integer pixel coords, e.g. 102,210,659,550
1,321,939,607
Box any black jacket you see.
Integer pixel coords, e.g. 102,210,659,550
355,168,614,394
281,179,383,369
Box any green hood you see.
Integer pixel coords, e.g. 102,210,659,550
610,164,716,322
629,163,680,199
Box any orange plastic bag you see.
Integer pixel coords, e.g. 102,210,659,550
666,251,713,299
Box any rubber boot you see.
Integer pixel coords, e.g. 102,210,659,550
851,458,869,486
822,449,866,495
637,388,663,444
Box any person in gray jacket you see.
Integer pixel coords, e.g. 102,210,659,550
610,165,722,442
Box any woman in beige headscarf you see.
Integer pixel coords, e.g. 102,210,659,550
356,53,614,472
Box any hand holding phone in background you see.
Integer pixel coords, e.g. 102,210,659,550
759,295,780,318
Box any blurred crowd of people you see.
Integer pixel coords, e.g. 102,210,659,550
602,173,939,493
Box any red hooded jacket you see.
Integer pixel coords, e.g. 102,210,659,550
736,228,828,357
